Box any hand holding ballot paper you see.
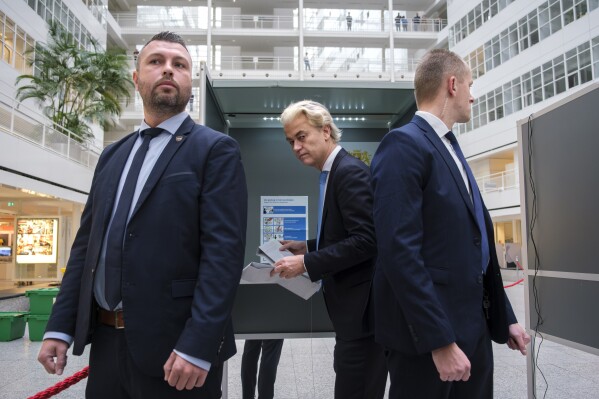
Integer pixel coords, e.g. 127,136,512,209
241,240,320,300
270,240,307,279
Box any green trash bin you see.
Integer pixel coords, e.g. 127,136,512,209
25,288,60,315
0,312,27,341
26,314,50,342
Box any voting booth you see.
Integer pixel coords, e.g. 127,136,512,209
518,82,599,398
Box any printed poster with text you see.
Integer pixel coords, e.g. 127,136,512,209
260,196,308,262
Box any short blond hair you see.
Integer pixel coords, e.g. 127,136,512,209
280,100,342,143
414,49,469,105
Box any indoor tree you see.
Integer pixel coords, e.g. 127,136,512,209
15,23,133,143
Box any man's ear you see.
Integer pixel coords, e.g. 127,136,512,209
322,125,332,140
448,76,457,96
132,70,139,90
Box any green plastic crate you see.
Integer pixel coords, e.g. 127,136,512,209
0,312,27,341
26,314,50,342
25,288,59,315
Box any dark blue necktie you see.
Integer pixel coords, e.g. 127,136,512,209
445,131,489,273
104,128,163,309
316,170,328,250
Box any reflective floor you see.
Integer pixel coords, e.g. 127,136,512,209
0,272,598,398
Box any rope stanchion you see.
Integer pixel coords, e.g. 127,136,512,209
504,259,525,289
27,366,89,399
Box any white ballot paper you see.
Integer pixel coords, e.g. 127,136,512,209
256,239,294,264
241,240,320,300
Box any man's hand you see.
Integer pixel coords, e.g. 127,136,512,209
431,343,471,382
279,240,307,255
507,323,530,355
163,352,208,391
272,255,305,278
38,339,69,375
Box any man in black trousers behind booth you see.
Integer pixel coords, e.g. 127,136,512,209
271,100,387,399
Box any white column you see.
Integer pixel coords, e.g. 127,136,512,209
388,0,395,82
299,0,305,80
207,0,212,69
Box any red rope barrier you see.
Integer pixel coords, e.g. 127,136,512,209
27,366,89,399
504,278,525,288
503,259,525,289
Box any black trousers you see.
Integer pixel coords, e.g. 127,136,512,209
385,330,493,399
333,335,387,399
86,324,222,399
240,339,284,399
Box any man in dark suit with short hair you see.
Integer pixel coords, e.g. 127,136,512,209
271,100,387,399
371,48,529,398
37,31,248,399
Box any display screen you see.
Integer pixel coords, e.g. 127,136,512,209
0,246,11,257
16,219,58,264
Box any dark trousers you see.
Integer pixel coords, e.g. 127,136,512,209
86,324,222,399
385,331,493,399
240,339,284,399
333,335,387,399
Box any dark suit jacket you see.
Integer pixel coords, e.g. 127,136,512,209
46,116,248,376
370,115,516,358
305,148,376,341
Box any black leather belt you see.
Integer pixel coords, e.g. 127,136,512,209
98,309,124,329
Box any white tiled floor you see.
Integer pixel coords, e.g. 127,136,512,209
1,275,598,398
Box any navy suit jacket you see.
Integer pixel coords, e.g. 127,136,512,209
371,115,515,357
46,117,248,376
305,148,376,341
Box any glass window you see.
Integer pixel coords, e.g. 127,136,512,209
15,28,25,71
580,65,592,84
45,2,53,24
575,0,587,18
568,71,579,87
2,17,15,65
490,0,499,17
590,0,599,11
554,55,566,94
474,5,482,29
578,42,591,67
538,4,549,26
36,0,46,20
563,8,575,25
25,36,34,75
549,0,561,20
495,89,504,119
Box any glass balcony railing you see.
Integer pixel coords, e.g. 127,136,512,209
0,85,101,169
113,11,446,34
214,15,296,30
475,169,519,194
114,12,208,30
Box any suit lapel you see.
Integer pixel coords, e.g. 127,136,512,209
129,117,195,220
102,133,139,229
321,148,346,236
413,116,477,221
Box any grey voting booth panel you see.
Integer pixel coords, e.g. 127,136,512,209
232,284,334,337
519,82,599,353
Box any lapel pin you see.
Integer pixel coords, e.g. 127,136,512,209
176,135,184,142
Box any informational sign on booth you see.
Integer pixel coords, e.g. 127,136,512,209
260,196,308,245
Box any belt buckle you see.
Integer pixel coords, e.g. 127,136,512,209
114,310,124,329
